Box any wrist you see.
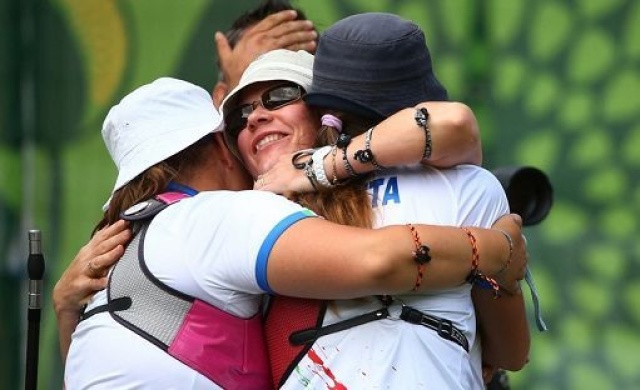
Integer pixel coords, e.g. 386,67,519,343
311,146,335,188
466,228,511,281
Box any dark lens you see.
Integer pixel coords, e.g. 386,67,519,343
225,105,249,138
263,84,302,110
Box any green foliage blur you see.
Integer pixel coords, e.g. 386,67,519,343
1,0,638,388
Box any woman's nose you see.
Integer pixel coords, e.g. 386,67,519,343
245,105,272,130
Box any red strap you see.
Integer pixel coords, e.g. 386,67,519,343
264,296,325,389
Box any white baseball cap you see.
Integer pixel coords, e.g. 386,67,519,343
219,49,314,158
102,77,222,210
220,49,314,117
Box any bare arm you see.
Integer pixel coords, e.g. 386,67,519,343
256,102,481,194
474,222,530,375
473,286,530,374
350,102,482,169
266,214,520,298
53,220,131,361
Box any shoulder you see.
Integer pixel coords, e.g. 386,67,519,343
188,190,307,213
448,164,499,181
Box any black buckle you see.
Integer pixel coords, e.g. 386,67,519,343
400,306,469,352
437,318,454,339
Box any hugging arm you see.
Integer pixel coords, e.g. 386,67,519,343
473,217,530,375
265,215,519,298
351,102,482,169
53,220,131,361
256,101,481,193
473,285,530,375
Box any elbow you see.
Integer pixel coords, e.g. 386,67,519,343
500,337,531,371
502,354,530,372
451,103,482,165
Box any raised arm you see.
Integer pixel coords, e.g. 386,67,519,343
255,102,481,194
353,102,482,169
212,10,317,106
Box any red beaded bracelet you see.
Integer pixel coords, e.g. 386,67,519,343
407,224,431,291
462,227,500,298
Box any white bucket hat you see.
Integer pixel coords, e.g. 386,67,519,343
219,49,313,156
102,77,222,210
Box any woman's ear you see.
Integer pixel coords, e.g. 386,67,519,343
212,132,253,190
211,132,234,167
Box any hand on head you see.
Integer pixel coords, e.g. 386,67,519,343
214,10,316,93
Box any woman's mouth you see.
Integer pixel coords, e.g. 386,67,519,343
255,133,286,152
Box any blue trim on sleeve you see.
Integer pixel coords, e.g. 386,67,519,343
255,210,316,293
166,181,199,196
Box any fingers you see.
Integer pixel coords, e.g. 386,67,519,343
214,31,232,64
54,222,130,316
75,220,130,279
86,259,102,278
91,220,131,260
252,9,298,32
284,40,317,54
268,18,314,37
247,12,317,52
266,21,317,52
510,213,523,227
86,275,109,294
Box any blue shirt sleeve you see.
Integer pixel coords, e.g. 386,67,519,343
255,209,316,293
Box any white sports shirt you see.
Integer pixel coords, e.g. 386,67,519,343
65,190,313,390
281,165,509,390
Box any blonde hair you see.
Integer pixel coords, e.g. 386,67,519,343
93,134,215,235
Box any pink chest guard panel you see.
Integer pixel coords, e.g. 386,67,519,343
104,193,272,389
169,300,271,390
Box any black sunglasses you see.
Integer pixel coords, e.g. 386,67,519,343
224,83,305,146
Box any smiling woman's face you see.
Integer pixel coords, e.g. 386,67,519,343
235,81,318,178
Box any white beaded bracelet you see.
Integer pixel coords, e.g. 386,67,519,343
311,146,335,188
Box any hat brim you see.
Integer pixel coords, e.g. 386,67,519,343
304,93,385,122
102,121,221,211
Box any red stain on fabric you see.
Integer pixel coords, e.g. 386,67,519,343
307,348,347,390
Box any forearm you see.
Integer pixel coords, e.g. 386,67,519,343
473,286,530,371
327,102,481,180
421,102,482,167
267,219,511,298
51,220,130,360
410,224,513,291
53,281,84,362
55,309,79,362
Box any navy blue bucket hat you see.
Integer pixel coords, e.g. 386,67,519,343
305,12,448,121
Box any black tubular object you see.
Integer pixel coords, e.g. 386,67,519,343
491,166,553,226
25,230,44,390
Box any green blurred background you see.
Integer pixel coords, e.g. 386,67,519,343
1,0,639,389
